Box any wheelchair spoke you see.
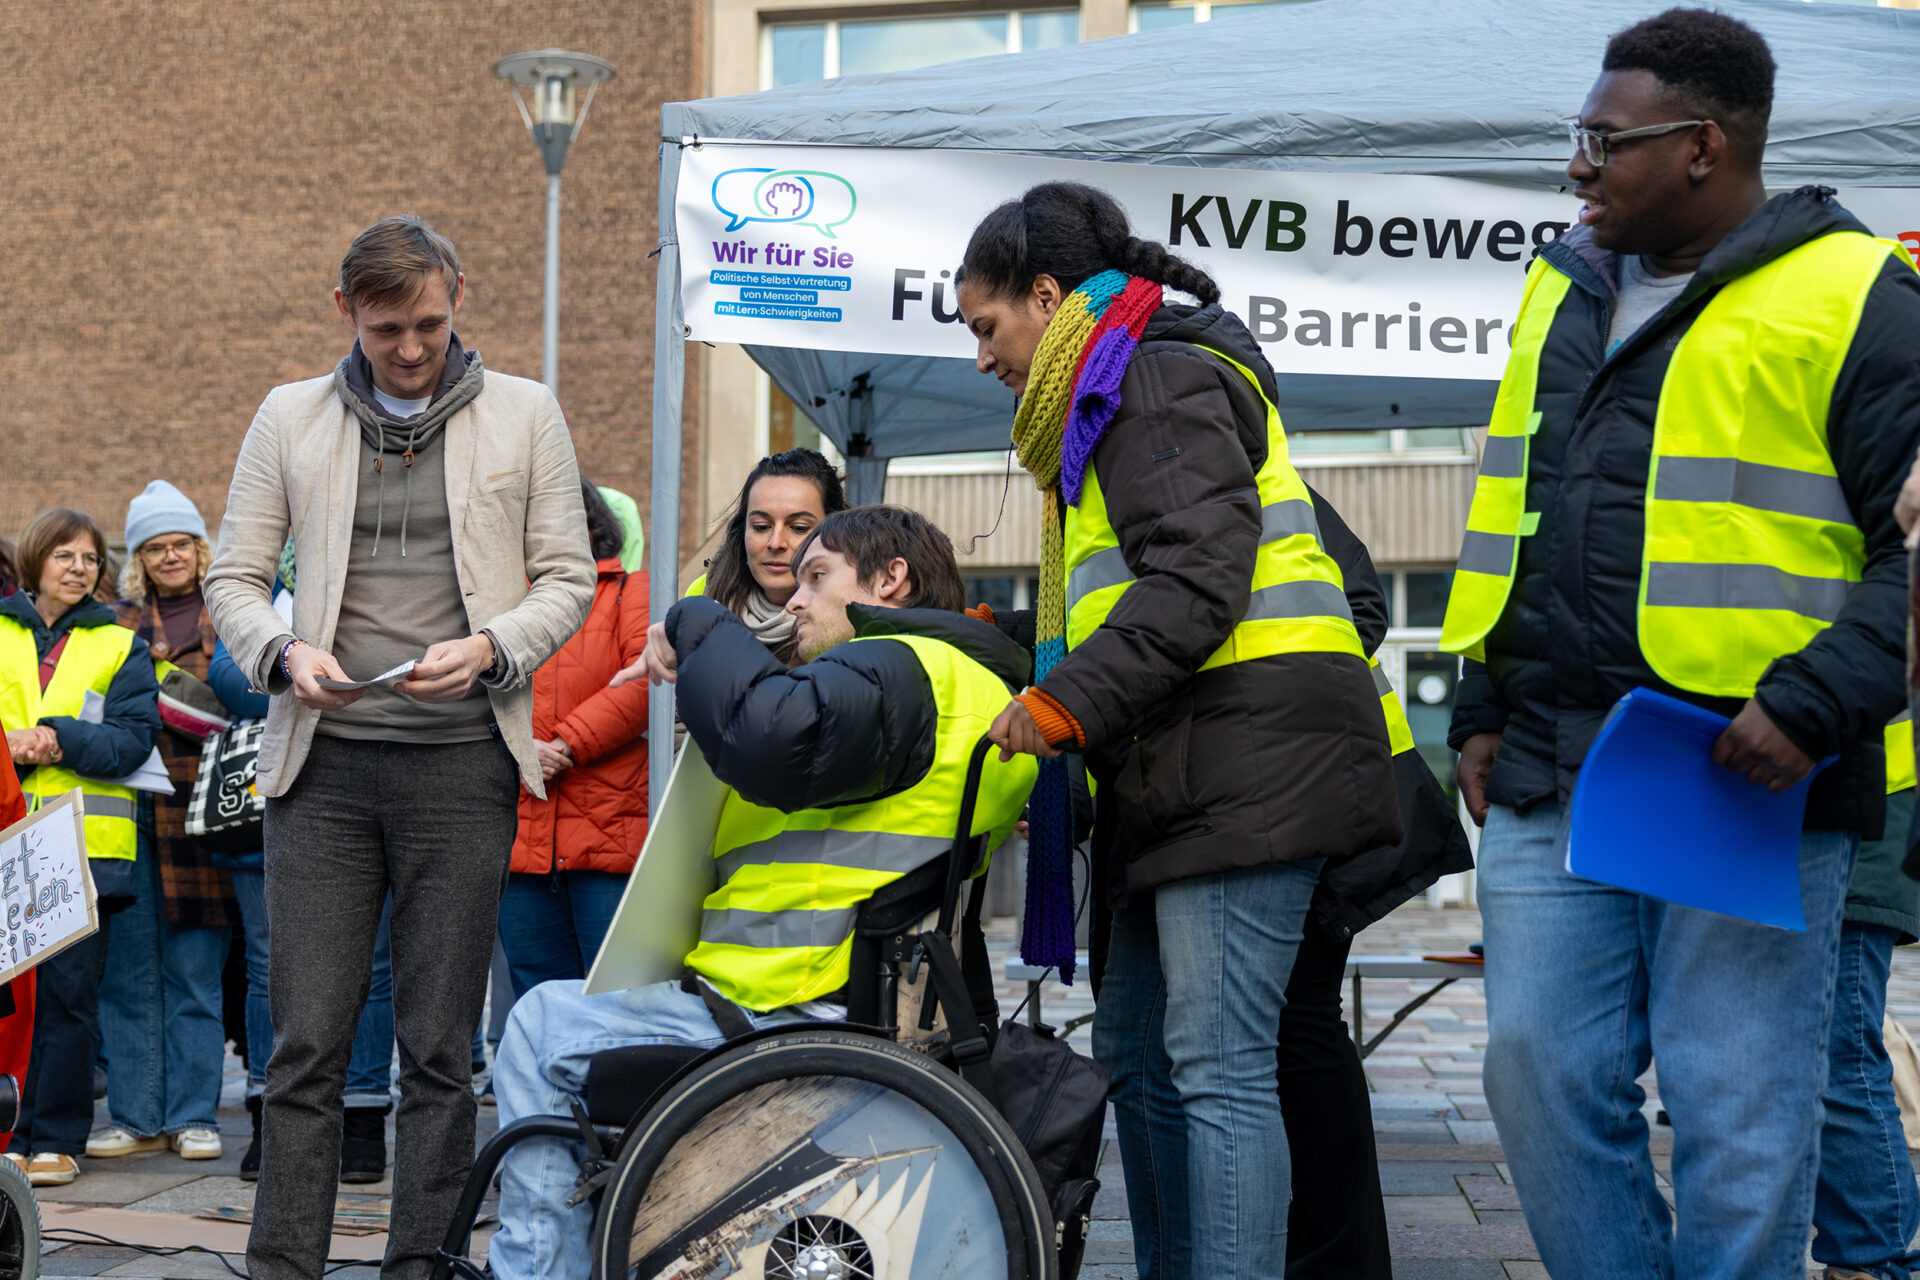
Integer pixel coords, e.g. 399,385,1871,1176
766,1213,875,1279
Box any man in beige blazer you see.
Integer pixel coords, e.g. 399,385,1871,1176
204,216,594,1280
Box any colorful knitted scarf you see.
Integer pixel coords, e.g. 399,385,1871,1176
1010,270,1163,981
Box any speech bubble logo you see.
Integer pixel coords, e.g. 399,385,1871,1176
711,167,858,239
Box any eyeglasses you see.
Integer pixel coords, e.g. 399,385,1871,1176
1566,119,1708,168
49,550,102,571
139,537,196,562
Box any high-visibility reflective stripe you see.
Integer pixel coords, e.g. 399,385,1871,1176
1370,662,1395,699
1067,546,1131,611
1479,435,1527,479
81,795,136,823
1457,530,1517,577
1894,708,1915,726
1244,580,1355,624
1644,562,1851,622
700,905,859,951
714,829,951,885
1261,499,1320,543
1066,498,1326,615
1654,457,1853,525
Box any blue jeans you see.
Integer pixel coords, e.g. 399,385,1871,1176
230,867,395,1106
1091,858,1324,1280
97,832,232,1135
496,870,629,998
1814,920,1920,1280
1479,801,1855,1280
489,979,818,1280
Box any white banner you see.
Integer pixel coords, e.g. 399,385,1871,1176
677,143,1920,381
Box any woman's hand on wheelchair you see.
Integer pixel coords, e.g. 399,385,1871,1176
989,698,1062,762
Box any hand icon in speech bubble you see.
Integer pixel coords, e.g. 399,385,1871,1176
710,167,858,239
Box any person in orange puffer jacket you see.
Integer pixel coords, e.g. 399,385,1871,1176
499,479,650,997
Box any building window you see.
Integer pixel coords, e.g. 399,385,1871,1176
764,9,1080,88
767,24,829,87
1404,571,1452,628
965,574,1037,612
1131,0,1317,30
1376,568,1455,631
1288,426,1477,461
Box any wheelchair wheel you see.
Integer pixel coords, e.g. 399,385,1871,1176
0,1155,40,1280
591,1028,1055,1280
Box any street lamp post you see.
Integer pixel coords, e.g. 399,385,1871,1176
493,50,616,397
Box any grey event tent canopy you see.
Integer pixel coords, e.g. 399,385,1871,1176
644,0,1920,775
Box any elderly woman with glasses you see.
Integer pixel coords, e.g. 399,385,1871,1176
0,507,161,1185
84,482,237,1167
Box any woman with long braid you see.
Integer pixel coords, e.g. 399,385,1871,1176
959,182,1401,1278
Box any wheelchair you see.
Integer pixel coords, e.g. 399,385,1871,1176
432,743,1063,1280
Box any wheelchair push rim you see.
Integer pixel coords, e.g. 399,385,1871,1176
591,1028,1055,1280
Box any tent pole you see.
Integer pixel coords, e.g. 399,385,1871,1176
648,139,686,795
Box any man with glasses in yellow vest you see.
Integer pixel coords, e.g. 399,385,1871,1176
1440,10,1920,1279
484,506,1036,1280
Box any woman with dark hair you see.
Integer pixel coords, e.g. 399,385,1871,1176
0,508,161,1186
618,447,847,686
499,479,651,994
957,181,1401,1278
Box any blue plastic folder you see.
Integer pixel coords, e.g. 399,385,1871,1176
1566,687,1824,932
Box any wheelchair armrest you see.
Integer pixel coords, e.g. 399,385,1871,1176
584,1044,709,1127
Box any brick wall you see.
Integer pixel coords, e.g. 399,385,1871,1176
0,0,702,557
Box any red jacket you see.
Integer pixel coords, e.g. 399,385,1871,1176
0,726,37,1153
512,560,651,875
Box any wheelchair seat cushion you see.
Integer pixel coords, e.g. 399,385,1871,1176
584,1044,708,1126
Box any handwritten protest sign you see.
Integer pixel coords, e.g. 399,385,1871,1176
0,790,98,984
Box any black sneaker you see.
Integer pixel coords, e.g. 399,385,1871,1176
240,1096,262,1182
340,1108,388,1184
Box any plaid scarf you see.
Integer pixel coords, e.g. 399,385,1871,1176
1010,270,1162,979
114,593,234,928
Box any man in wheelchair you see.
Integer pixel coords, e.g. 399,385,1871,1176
487,504,1037,1280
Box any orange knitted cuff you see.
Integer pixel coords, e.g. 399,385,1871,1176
1019,689,1086,751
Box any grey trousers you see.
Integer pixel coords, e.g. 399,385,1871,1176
248,735,516,1280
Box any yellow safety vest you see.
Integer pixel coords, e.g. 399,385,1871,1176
1064,345,1364,668
1888,711,1914,796
1370,657,1417,757
686,632,1036,1011
1442,231,1915,700
684,574,707,599
0,617,141,860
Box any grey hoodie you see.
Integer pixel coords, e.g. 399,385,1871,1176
333,335,485,559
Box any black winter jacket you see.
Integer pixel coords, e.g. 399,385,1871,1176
1308,492,1475,942
1449,189,1920,838
1,592,160,782
666,596,1029,812
1035,303,1401,898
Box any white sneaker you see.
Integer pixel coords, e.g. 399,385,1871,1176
25,1152,78,1186
170,1128,222,1160
86,1126,167,1158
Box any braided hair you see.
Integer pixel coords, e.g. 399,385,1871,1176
957,181,1220,306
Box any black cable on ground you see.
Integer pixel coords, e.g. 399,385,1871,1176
44,1228,400,1276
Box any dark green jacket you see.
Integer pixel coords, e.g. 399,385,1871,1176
1853,789,1919,942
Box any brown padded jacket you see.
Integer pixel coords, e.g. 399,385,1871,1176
1034,303,1402,902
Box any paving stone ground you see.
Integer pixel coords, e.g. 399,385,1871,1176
28,901,1917,1276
